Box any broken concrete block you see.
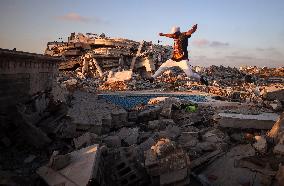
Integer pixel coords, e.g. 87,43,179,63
138,137,155,152
145,138,190,177
178,133,198,148
51,82,69,103
48,151,71,171
117,127,139,145
148,119,175,130
73,132,100,149
273,144,284,155
128,111,138,122
107,147,149,186
253,136,267,154
150,138,175,157
68,91,103,131
68,91,125,134
107,70,133,82
103,135,121,148
160,168,190,186
148,120,160,130
270,99,283,111
200,144,260,186
217,112,279,129
159,98,182,118
267,112,284,142
101,115,112,132
159,125,181,139
111,109,128,128
264,89,284,102
37,144,104,186
137,106,161,122
190,149,223,169
160,107,172,118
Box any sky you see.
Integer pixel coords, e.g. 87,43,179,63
0,0,284,67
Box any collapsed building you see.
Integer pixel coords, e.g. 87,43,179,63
45,32,172,79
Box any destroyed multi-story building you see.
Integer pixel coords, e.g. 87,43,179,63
45,32,172,78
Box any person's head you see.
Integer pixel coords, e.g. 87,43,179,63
171,26,181,35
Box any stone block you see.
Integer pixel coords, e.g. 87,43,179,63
117,127,139,146
103,135,121,148
148,119,175,130
217,112,279,129
138,138,155,152
265,89,284,102
273,144,284,155
48,151,71,171
73,132,100,149
37,144,103,186
253,136,267,154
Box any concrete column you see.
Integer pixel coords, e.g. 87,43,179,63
92,59,103,77
82,58,89,75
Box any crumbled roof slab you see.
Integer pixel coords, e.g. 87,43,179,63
37,144,100,186
217,112,279,129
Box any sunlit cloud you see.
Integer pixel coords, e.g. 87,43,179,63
56,12,89,22
192,39,229,47
192,39,210,47
226,55,254,60
210,41,229,47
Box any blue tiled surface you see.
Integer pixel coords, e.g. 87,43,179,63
98,94,207,110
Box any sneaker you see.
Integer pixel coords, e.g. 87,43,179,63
200,76,209,86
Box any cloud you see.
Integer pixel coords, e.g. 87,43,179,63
210,41,229,47
226,55,254,60
255,47,276,51
255,47,283,57
56,13,89,22
192,55,283,68
192,39,210,47
192,39,229,47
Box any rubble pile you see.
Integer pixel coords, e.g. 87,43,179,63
1,33,284,186
47,34,284,109
240,66,284,78
2,81,284,185
55,65,284,119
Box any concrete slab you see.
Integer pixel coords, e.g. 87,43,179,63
107,70,133,82
217,112,279,129
201,144,269,186
37,144,100,186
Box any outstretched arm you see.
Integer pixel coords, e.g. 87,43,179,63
184,24,198,36
159,33,175,38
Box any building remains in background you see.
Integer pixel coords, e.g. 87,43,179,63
45,32,172,79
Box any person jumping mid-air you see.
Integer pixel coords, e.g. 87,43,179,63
149,24,208,85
